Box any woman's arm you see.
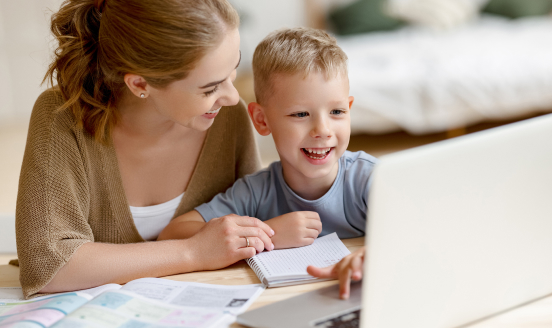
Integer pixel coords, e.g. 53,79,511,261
41,215,275,293
41,239,195,293
157,210,206,240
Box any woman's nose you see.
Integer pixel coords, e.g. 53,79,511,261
219,79,240,107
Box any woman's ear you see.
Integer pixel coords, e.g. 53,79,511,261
124,73,149,99
247,102,271,136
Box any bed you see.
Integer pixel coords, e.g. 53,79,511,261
337,15,552,135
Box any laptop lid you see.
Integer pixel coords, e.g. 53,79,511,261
361,114,552,328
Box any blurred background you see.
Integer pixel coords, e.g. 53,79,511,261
1,0,551,259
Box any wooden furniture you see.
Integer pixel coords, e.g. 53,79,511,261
1,237,551,327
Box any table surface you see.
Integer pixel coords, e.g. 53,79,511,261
1,238,551,327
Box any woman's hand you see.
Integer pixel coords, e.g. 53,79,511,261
306,246,365,299
184,214,275,271
265,211,322,249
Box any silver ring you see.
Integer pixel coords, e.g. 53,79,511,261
244,236,249,247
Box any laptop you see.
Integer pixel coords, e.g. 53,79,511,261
237,113,552,328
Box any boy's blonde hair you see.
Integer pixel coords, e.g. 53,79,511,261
252,27,348,104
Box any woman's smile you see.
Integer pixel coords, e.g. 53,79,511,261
202,107,222,119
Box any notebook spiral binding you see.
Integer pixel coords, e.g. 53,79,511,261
246,257,268,286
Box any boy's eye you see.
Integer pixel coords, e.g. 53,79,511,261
291,112,309,118
331,109,345,115
204,85,219,96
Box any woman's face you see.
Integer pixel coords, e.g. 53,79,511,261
146,28,241,131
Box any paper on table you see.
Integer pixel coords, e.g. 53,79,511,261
0,284,121,303
51,288,256,328
120,278,264,315
0,293,92,327
1,279,264,328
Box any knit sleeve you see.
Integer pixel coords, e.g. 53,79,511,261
16,90,94,299
233,99,262,178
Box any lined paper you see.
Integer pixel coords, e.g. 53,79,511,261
253,233,351,277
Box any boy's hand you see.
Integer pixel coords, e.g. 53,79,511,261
265,211,322,249
307,246,365,300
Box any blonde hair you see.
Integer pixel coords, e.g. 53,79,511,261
252,27,348,104
44,0,239,143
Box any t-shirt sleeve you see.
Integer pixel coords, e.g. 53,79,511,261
16,91,94,299
346,152,378,233
195,173,263,222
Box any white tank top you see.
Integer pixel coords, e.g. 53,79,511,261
129,193,184,241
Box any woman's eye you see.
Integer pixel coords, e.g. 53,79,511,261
331,109,345,115
291,112,309,118
204,85,219,96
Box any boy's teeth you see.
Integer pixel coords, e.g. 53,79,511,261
302,148,332,159
304,148,331,154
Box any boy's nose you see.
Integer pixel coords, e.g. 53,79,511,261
310,119,332,139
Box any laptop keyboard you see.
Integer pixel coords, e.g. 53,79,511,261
313,309,360,328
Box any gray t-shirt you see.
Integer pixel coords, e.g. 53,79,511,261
196,151,377,238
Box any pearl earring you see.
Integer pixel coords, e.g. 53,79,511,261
140,93,146,98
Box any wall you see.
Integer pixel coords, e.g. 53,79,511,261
0,0,63,253
0,0,63,126
230,0,306,74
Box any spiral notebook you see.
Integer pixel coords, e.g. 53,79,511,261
246,233,351,287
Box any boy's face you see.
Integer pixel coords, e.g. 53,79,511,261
249,71,353,186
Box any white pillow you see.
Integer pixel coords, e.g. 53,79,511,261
386,0,490,30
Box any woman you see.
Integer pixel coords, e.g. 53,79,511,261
16,0,274,299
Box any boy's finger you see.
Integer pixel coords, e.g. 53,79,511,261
304,228,320,239
307,265,336,278
302,211,321,221
351,255,363,281
302,237,316,245
305,218,322,231
339,268,352,300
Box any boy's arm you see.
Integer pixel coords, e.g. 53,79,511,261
264,211,322,249
157,210,206,240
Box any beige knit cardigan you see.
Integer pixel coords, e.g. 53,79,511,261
15,89,261,299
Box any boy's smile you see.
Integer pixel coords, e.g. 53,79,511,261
302,147,333,162
248,71,353,200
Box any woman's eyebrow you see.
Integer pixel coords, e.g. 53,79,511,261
199,51,241,89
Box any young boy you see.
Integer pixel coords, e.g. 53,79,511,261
159,27,377,253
